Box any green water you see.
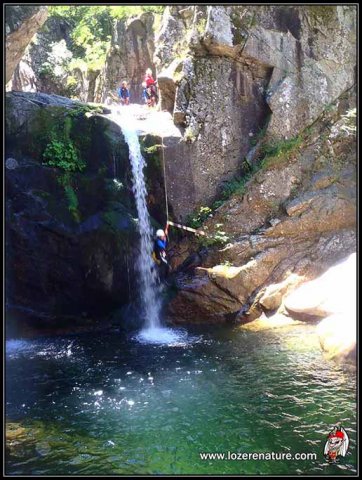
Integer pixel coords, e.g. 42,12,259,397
6,324,357,475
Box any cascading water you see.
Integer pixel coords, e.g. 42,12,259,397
121,121,162,330
110,107,184,344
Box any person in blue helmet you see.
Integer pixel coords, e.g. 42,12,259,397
152,223,170,279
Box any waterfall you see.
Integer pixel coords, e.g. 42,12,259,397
121,122,162,330
108,106,186,344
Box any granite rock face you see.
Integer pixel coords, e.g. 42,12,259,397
166,87,356,325
154,5,356,219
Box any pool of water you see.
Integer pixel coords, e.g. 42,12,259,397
5,323,357,475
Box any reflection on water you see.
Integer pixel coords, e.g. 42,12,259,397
6,324,356,475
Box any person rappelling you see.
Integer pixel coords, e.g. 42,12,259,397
152,222,170,279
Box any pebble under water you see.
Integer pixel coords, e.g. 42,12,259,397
6,324,356,475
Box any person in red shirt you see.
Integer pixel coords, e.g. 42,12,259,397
144,68,156,87
144,68,158,104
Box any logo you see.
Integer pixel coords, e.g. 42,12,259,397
324,425,349,463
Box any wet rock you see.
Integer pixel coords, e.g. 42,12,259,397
5,92,142,334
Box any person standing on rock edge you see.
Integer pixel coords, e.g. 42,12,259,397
144,68,158,105
117,80,130,105
152,223,171,280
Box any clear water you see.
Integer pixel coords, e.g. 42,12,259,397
6,324,357,475
110,108,163,336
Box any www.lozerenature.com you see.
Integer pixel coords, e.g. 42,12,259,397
199,452,317,461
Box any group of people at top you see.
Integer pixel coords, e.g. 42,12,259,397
117,68,158,107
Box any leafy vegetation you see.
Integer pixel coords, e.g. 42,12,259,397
109,6,164,19
187,206,213,229
43,115,86,173
260,134,303,169
47,6,165,78
185,133,304,236
43,138,84,172
41,112,89,223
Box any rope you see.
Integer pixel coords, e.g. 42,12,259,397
160,136,169,222
167,221,207,237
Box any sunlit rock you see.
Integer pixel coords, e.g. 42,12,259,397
284,253,356,317
240,313,301,331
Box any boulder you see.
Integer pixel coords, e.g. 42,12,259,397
284,253,356,317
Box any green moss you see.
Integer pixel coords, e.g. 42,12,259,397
260,135,303,169
143,144,162,155
64,184,80,222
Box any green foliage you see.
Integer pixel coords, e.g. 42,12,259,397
184,126,198,143
198,229,230,248
250,124,268,147
109,6,164,19
68,104,104,118
260,135,303,169
220,177,247,200
187,206,212,229
196,17,207,35
43,137,85,172
143,144,162,154
57,172,72,187
47,5,165,90
49,6,111,73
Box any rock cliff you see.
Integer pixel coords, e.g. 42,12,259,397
6,6,48,84
166,86,356,330
155,5,356,219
